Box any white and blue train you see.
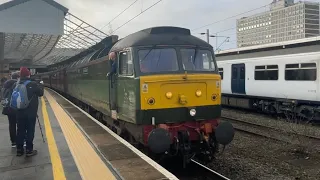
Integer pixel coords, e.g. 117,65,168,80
217,51,320,122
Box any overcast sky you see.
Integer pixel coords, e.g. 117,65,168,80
55,0,272,50
1,0,319,50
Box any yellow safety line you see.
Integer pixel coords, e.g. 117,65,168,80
41,97,67,180
44,90,116,180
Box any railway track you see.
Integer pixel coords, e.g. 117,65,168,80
189,159,230,180
50,89,230,180
221,116,320,145
162,158,230,180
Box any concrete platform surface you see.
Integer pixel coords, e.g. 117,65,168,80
0,89,178,180
0,94,115,180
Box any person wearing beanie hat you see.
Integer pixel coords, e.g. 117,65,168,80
1,71,20,148
15,67,44,157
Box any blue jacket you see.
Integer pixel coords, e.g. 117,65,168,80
111,61,116,74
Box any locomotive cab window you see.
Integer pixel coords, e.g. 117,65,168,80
119,51,133,76
218,68,223,79
138,48,178,73
254,65,278,80
181,49,215,71
285,63,316,81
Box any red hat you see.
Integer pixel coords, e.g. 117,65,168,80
20,67,31,77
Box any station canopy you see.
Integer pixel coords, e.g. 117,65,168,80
34,13,108,65
1,0,108,66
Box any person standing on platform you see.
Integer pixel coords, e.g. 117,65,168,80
12,67,44,157
1,72,20,147
1,76,8,86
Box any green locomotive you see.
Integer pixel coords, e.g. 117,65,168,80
35,26,234,165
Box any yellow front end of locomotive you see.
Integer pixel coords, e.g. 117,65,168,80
140,74,221,110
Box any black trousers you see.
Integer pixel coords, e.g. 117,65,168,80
7,114,17,144
16,110,36,152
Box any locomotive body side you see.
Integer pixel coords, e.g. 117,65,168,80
66,58,113,116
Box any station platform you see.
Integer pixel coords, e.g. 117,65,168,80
0,89,178,180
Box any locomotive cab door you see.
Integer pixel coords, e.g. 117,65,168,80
109,56,118,119
109,49,134,121
231,63,246,94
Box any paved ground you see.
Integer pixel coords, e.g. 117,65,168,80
0,98,81,180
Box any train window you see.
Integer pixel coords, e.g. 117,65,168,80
240,67,245,79
138,48,178,73
301,63,316,68
232,67,237,79
255,65,265,70
218,68,223,79
286,64,299,69
180,49,215,71
254,65,278,80
119,51,133,76
285,63,316,81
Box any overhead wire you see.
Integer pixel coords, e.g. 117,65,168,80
99,0,140,31
191,4,270,31
111,0,164,34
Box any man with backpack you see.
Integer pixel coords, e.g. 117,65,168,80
1,71,20,148
11,67,44,157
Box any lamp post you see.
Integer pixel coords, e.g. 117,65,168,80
200,29,230,51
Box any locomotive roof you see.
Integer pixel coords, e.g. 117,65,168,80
110,26,212,51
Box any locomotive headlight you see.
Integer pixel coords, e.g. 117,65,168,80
165,92,173,99
189,109,196,116
195,90,202,97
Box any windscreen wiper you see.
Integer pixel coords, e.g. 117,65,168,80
141,45,156,62
193,48,198,65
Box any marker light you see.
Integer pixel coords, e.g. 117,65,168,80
190,109,196,116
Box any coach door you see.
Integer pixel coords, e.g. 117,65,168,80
231,63,246,94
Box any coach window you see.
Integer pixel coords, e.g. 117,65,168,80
119,51,133,76
232,67,237,79
285,63,316,81
218,68,223,79
254,65,278,80
240,66,245,79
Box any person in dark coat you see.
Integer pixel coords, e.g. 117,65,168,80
1,76,8,86
108,52,117,76
1,72,20,147
16,67,44,157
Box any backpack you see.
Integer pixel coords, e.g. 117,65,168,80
1,80,16,108
10,80,32,110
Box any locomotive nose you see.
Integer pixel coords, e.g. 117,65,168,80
215,121,235,145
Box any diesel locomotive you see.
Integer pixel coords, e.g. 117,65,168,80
34,26,235,166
